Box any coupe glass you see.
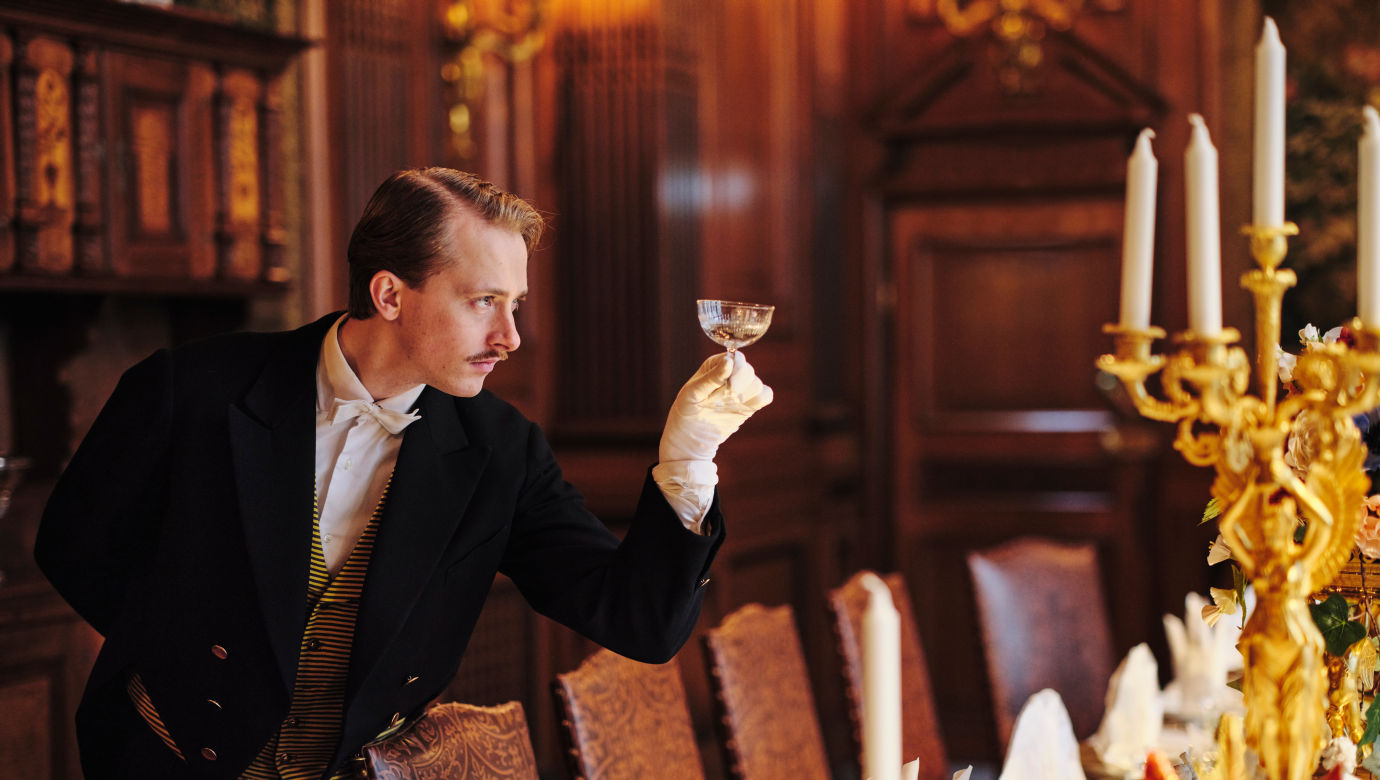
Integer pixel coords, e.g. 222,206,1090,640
696,299,774,354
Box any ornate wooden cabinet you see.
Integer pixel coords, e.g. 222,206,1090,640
0,0,306,294
0,3,308,778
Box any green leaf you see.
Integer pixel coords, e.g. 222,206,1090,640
1360,698,1380,748
1311,593,1368,657
1361,743,1380,776
1200,498,1222,525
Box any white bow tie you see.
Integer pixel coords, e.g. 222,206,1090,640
329,398,421,435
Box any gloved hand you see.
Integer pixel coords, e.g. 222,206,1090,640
659,351,773,466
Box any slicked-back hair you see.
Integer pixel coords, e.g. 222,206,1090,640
346,167,544,319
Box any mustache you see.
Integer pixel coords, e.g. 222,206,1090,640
466,351,508,362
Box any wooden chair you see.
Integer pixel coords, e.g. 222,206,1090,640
966,536,1115,748
361,700,538,780
828,571,948,780
702,603,831,780
553,648,706,780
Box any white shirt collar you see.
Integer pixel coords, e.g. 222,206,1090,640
316,314,426,416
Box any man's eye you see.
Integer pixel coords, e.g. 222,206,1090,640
477,296,495,308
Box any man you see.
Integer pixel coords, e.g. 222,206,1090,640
35,167,771,780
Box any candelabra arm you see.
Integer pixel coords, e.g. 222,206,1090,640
1097,324,1191,422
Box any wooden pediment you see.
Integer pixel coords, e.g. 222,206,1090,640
869,27,1168,141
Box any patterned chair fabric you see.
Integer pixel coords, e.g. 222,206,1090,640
967,536,1116,748
702,603,831,780
829,571,949,780
553,648,706,780
362,700,539,780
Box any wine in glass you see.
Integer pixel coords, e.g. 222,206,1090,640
697,299,775,354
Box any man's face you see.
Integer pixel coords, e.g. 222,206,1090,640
392,210,528,398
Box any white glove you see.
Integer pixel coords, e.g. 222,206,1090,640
654,352,773,533
660,351,773,464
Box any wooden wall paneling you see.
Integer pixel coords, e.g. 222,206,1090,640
551,1,695,441
325,0,437,287
14,34,75,274
889,201,1138,761
0,31,13,273
0,586,103,780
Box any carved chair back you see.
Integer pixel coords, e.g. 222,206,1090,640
553,648,706,780
967,536,1115,747
702,603,831,780
361,700,539,780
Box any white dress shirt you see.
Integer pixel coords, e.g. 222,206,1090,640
314,315,424,573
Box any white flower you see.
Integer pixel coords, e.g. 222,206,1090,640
1300,324,1322,344
1206,534,1233,565
1278,350,1297,384
1320,735,1358,775
1201,587,1238,627
1324,325,1346,344
1284,410,1321,481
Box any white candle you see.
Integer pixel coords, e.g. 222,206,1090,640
1186,114,1222,336
861,573,902,780
1120,128,1158,329
1254,17,1286,227
1361,106,1380,325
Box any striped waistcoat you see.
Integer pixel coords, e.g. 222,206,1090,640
238,477,391,780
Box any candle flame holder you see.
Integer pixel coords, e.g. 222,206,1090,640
1098,222,1380,780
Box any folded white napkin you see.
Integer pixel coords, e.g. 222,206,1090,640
1088,643,1163,773
998,689,1086,780
1162,592,1244,722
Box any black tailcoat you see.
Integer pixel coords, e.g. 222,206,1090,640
35,313,724,779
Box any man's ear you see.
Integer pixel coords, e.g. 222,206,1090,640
370,271,405,321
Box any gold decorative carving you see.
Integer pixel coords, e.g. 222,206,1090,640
131,104,174,236
17,36,76,273
227,97,260,227
930,0,1124,94
441,0,548,159
34,69,72,214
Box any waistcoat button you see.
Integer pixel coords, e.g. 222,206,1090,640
210,644,229,660
200,747,218,761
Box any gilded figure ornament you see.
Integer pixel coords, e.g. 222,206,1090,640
1325,650,1365,746
1099,223,1380,780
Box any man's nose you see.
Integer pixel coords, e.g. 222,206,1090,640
492,310,520,352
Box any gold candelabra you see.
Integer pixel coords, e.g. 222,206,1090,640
1098,223,1380,780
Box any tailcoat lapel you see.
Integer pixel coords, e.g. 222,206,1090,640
228,316,334,692
349,387,492,697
